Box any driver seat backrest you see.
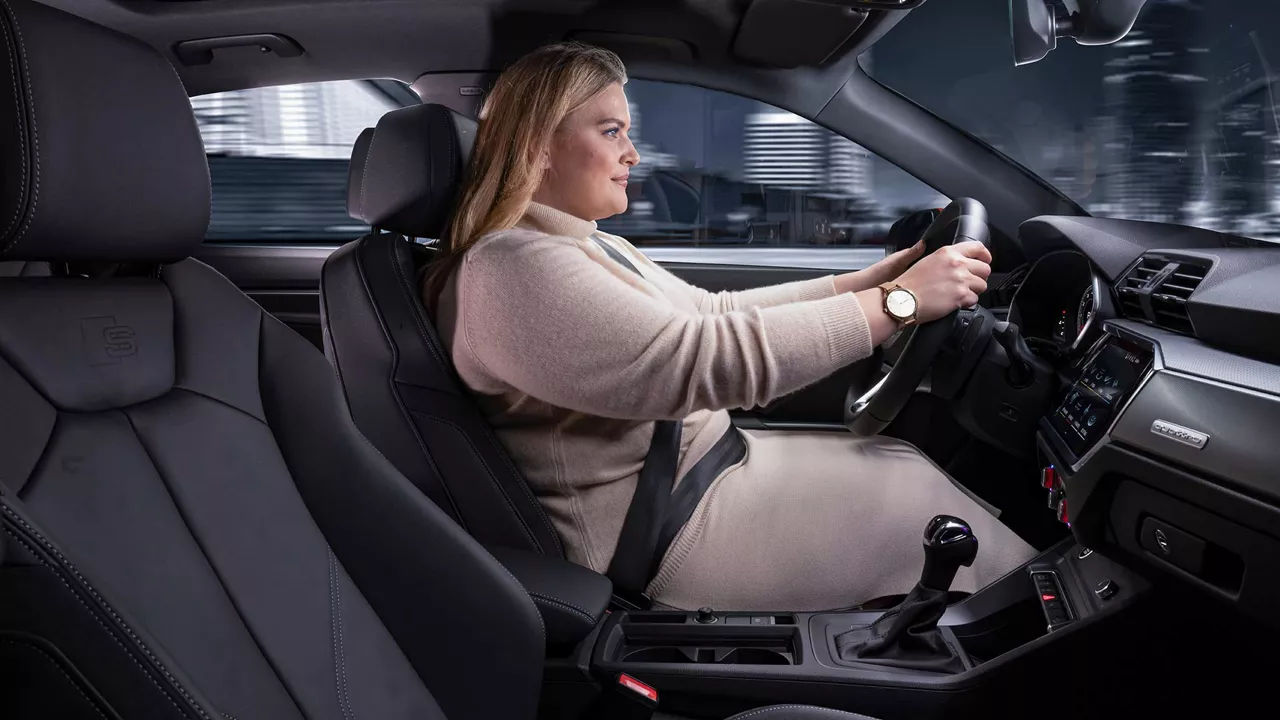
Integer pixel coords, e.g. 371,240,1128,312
321,104,565,558
0,3,544,720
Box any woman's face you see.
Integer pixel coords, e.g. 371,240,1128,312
534,82,640,221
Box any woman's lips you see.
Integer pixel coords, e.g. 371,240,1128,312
612,173,629,187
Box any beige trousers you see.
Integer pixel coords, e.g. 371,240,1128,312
647,430,1038,611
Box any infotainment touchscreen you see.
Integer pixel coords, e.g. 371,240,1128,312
1049,336,1153,457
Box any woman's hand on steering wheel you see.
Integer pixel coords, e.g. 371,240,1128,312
893,240,992,323
834,240,926,294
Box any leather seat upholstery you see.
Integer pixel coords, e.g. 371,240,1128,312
0,3,542,719
322,103,565,557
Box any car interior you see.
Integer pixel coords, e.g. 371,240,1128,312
2,0,1279,718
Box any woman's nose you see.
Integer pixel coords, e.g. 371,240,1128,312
622,137,640,167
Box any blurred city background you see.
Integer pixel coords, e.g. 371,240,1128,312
192,0,1279,248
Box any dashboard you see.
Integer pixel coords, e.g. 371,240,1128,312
1009,215,1280,630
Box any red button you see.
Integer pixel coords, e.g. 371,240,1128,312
618,673,658,703
1057,498,1069,524
1042,594,1057,602
1041,466,1056,489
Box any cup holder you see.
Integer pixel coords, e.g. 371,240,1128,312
622,647,693,663
621,645,793,665
717,648,789,665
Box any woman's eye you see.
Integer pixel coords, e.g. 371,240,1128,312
604,127,620,138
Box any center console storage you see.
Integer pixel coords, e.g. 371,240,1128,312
570,539,1146,719
609,613,800,666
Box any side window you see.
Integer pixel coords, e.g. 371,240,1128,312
191,80,413,243
599,79,944,249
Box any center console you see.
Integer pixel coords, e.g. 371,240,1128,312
550,538,1146,719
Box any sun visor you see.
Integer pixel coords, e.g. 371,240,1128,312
733,0,869,68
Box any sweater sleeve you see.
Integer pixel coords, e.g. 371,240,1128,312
602,233,840,313
454,231,873,420
660,266,839,313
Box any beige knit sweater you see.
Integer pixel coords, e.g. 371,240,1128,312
435,202,875,572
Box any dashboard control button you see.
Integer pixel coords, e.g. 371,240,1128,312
1095,579,1118,601
1056,498,1069,524
1030,570,1075,631
1040,466,1056,489
695,607,717,624
1078,547,1093,560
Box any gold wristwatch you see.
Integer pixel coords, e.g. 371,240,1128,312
879,282,919,327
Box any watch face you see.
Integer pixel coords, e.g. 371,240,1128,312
886,288,917,319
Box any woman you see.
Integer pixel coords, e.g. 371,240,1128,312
425,42,1035,610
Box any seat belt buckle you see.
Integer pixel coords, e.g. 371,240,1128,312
595,672,658,720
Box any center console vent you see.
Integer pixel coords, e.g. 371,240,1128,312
1115,254,1210,335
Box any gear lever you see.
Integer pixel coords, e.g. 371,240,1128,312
833,515,977,673
921,515,979,590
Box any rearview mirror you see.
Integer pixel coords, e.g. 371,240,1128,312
1011,0,1149,66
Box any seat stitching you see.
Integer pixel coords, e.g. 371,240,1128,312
220,714,238,720
328,548,356,720
1,639,110,719
358,125,378,222
527,592,598,625
1,523,199,719
728,705,871,720
488,561,546,649
0,5,26,243
0,0,32,252
0,0,37,254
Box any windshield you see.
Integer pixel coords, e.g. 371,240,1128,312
871,0,1280,242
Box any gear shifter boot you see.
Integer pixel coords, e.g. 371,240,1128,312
834,583,964,673
833,515,977,674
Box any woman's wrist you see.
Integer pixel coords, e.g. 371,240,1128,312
834,269,876,295
855,288,901,347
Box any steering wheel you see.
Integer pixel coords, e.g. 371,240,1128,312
846,198,991,436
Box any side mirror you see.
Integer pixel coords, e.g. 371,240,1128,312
1012,0,1150,66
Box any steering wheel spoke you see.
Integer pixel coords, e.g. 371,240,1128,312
846,199,992,436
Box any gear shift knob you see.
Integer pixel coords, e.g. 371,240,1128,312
921,515,979,591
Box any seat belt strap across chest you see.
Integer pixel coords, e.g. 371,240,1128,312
591,235,684,605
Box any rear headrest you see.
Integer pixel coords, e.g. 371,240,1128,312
0,0,210,263
347,104,476,238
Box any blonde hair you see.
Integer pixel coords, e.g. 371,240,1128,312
422,42,627,314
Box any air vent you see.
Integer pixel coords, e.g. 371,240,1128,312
1115,254,1210,335
1149,262,1207,334
1117,256,1164,319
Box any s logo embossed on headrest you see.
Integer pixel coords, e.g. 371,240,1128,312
81,316,139,366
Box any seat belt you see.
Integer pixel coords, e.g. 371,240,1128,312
591,235,684,607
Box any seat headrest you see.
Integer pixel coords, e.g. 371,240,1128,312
0,0,210,263
347,104,476,238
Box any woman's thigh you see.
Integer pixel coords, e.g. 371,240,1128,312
648,430,1037,611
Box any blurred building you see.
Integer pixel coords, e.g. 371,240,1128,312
742,112,874,200
191,81,398,159
1203,61,1273,235
191,81,402,241
1094,0,1207,223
